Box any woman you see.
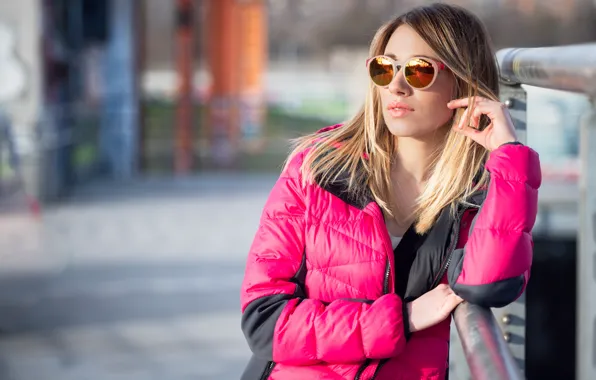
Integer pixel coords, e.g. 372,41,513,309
240,3,541,380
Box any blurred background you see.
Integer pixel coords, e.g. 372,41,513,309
0,0,593,379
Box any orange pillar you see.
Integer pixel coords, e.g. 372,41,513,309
238,0,267,152
206,0,240,167
174,0,194,174
206,0,266,166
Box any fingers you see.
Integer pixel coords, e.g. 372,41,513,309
471,107,483,129
439,290,464,318
456,125,486,142
446,285,464,307
447,287,463,302
436,283,464,303
450,97,504,124
452,293,464,304
447,96,486,109
447,292,464,309
455,108,469,130
454,111,484,141
454,101,488,128
451,101,495,144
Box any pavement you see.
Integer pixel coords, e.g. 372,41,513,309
0,173,279,380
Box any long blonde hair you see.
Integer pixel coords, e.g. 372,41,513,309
286,3,499,234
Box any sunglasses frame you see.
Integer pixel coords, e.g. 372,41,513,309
366,55,447,90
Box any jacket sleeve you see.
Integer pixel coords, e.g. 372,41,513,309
448,142,541,308
240,151,409,366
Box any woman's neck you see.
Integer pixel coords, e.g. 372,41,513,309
385,129,448,234
393,135,443,185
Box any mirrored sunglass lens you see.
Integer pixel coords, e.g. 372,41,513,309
369,57,394,86
404,58,435,88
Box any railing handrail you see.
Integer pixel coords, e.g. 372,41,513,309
496,43,596,96
453,303,524,380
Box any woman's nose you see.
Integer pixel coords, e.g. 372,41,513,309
387,70,412,96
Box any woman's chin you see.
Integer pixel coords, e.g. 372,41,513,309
385,123,419,138
385,120,451,140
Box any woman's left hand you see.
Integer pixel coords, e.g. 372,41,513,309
447,97,518,151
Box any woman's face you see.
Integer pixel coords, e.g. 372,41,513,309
378,25,456,139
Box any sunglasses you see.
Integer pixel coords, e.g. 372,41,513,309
366,55,446,90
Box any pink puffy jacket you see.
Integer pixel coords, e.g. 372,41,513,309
240,127,541,380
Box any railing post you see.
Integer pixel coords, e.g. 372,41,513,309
577,97,596,380
500,84,528,145
495,82,528,372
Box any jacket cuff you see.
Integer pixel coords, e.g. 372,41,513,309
485,143,542,188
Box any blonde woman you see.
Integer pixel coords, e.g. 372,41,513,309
240,3,540,380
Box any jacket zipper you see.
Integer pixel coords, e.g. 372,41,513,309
383,260,390,294
370,359,388,380
354,359,371,380
379,215,394,296
356,356,390,380
260,361,275,380
356,210,394,380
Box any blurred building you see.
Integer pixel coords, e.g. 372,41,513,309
0,0,44,198
0,0,140,201
2,0,269,199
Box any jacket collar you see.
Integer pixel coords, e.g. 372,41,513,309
319,163,487,211
317,162,373,210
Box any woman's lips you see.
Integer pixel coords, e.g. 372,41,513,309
388,108,413,118
387,101,414,118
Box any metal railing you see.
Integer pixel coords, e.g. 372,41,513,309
452,42,596,380
497,43,596,94
453,302,524,379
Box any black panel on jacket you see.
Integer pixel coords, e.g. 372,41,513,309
451,273,525,308
241,253,307,377
316,164,373,210
241,294,292,359
240,355,273,380
397,206,457,303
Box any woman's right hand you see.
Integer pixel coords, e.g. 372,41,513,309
407,284,464,333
